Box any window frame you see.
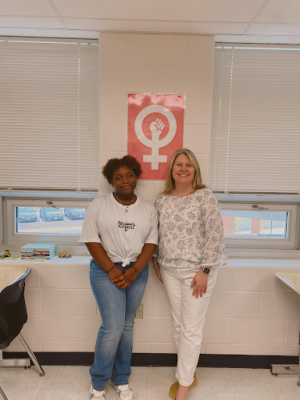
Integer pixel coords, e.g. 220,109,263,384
3,196,93,247
219,201,300,250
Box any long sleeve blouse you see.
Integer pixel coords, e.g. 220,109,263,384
154,188,228,269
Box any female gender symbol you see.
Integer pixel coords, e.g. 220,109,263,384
134,105,177,170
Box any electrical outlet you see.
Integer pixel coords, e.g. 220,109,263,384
135,303,143,319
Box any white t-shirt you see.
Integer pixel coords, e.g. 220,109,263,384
79,193,158,266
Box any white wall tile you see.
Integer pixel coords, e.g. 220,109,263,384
232,319,286,345
42,341,95,352
22,316,70,342
100,64,157,93
207,293,260,318
98,179,114,194
195,153,209,183
214,268,234,292
261,270,289,292
43,289,96,316
41,265,69,288
233,269,261,292
141,290,153,318
285,319,299,345
42,264,90,289
259,345,298,356
206,344,259,355
100,93,128,123
157,65,186,94
100,122,127,152
153,35,187,66
152,289,171,317
183,124,211,154
26,265,41,288
135,180,155,203
66,264,91,289
154,180,166,197
100,33,157,65
185,95,212,125
25,289,42,315
71,316,101,342
100,33,188,66
5,338,42,352
146,267,166,291
151,343,176,353
133,343,152,353
260,293,299,319
187,36,215,65
133,318,173,343
203,319,232,344
184,64,213,96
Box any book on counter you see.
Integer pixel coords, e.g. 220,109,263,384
21,244,55,260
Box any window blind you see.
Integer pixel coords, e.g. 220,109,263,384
210,45,300,195
0,39,99,192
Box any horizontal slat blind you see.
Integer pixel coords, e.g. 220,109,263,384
0,40,99,191
210,46,300,194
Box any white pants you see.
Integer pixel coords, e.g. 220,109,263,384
160,266,217,387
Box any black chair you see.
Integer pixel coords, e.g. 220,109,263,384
0,385,8,400
0,268,45,377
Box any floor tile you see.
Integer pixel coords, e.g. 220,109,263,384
0,365,300,399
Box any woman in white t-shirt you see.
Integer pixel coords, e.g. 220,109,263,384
80,155,158,400
153,149,227,400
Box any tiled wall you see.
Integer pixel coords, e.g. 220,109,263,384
4,260,300,356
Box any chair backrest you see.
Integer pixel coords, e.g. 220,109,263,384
0,268,30,349
0,268,30,302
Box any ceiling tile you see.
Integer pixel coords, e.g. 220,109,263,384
65,18,248,35
0,0,56,17
247,23,300,36
55,0,264,22
257,0,300,24
0,16,63,28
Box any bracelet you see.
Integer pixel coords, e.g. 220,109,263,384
108,265,115,273
153,264,159,270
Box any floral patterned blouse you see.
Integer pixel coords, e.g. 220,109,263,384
154,188,228,269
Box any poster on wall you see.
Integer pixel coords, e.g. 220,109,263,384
128,93,185,180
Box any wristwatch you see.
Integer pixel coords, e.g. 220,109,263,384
199,266,210,274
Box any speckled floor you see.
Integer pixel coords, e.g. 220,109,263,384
1,365,300,400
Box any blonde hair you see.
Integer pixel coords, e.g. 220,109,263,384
163,148,206,195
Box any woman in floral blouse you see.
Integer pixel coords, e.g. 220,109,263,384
153,148,227,400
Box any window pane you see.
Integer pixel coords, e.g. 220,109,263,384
16,207,85,235
221,210,288,238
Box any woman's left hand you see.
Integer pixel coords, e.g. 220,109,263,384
112,267,138,289
190,270,208,298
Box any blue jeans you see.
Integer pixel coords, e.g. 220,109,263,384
89,259,149,391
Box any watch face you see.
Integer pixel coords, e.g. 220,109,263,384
203,268,210,274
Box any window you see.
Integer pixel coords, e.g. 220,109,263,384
210,44,300,195
0,38,99,192
220,202,299,250
211,44,300,254
0,38,99,253
4,198,92,246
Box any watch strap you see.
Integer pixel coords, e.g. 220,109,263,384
199,266,210,274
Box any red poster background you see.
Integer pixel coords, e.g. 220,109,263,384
128,93,185,180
